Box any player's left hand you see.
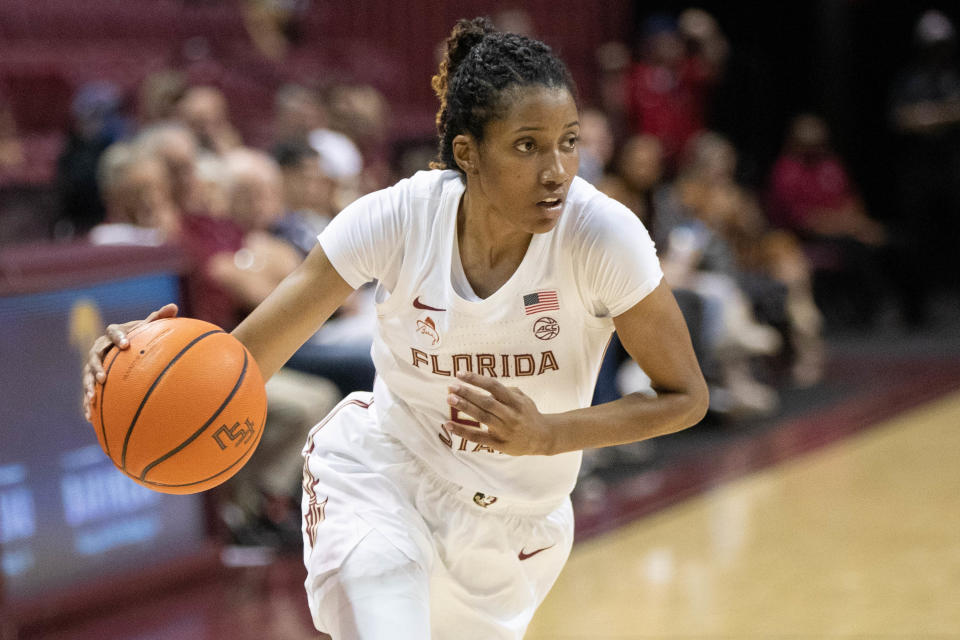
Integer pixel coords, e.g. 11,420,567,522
445,371,554,456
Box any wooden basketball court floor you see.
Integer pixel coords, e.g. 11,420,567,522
526,388,960,639
14,381,959,640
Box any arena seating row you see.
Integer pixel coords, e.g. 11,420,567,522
0,1,632,193
0,0,246,41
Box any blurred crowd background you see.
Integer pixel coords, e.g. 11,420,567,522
2,0,959,554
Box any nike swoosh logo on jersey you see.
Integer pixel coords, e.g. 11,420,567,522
518,545,554,561
413,296,446,311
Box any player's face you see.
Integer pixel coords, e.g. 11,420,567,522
474,86,580,234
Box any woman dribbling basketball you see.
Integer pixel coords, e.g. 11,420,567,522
84,17,709,639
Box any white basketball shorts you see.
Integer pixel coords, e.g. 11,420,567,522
300,392,574,639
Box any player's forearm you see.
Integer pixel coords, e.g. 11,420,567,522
232,277,313,381
544,385,709,455
232,248,353,381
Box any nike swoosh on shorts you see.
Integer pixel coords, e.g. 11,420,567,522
518,545,554,561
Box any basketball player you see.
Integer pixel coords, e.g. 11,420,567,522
83,18,708,639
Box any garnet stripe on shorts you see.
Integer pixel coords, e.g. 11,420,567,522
301,397,373,546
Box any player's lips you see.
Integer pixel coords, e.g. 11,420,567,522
536,195,564,211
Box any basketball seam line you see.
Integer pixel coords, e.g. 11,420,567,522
138,347,249,481
119,329,223,470
138,400,267,489
99,347,122,459
102,320,155,459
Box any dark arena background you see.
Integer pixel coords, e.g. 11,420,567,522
1,2,959,638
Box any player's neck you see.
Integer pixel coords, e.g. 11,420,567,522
457,191,531,268
457,192,532,298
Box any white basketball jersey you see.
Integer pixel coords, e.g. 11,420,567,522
318,170,662,504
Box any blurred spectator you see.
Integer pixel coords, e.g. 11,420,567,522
598,132,781,416
767,114,885,245
624,9,728,172
89,143,181,246
135,123,244,328
223,147,286,232
211,146,371,364
273,83,326,147
593,40,634,140
889,9,960,291
273,139,336,255
111,134,316,343
323,83,390,191
54,82,131,237
577,108,616,185
679,132,823,387
324,83,388,153
205,147,301,314
390,137,439,184
602,135,782,416
219,142,377,395
767,114,923,327
0,92,24,171
175,86,243,156
242,0,311,61
492,7,536,37
138,70,188,126
598,133,669,227
194,152,232,218
308,125,364,211
136,122,205,214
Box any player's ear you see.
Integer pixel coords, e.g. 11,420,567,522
452,134,479,175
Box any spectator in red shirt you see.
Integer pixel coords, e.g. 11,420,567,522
767,114,925,328
767,114,885,246
624,10,728,172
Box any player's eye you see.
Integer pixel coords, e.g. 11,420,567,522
563,135,579,150
514,139,536,153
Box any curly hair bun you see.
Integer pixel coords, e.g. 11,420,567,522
432,17,496,104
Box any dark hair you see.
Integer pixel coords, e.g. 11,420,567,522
430,17,578,173
272,139,319,169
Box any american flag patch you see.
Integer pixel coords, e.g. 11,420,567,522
523,290,559,315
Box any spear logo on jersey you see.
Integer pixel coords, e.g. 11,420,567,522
415,315,441,347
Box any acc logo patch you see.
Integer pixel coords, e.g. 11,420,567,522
532,316,559,340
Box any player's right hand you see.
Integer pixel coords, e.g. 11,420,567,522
82,303,179,421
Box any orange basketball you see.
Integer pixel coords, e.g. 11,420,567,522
89,317,267,494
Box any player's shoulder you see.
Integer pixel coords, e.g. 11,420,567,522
344,169,461,228
391,168,464,206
